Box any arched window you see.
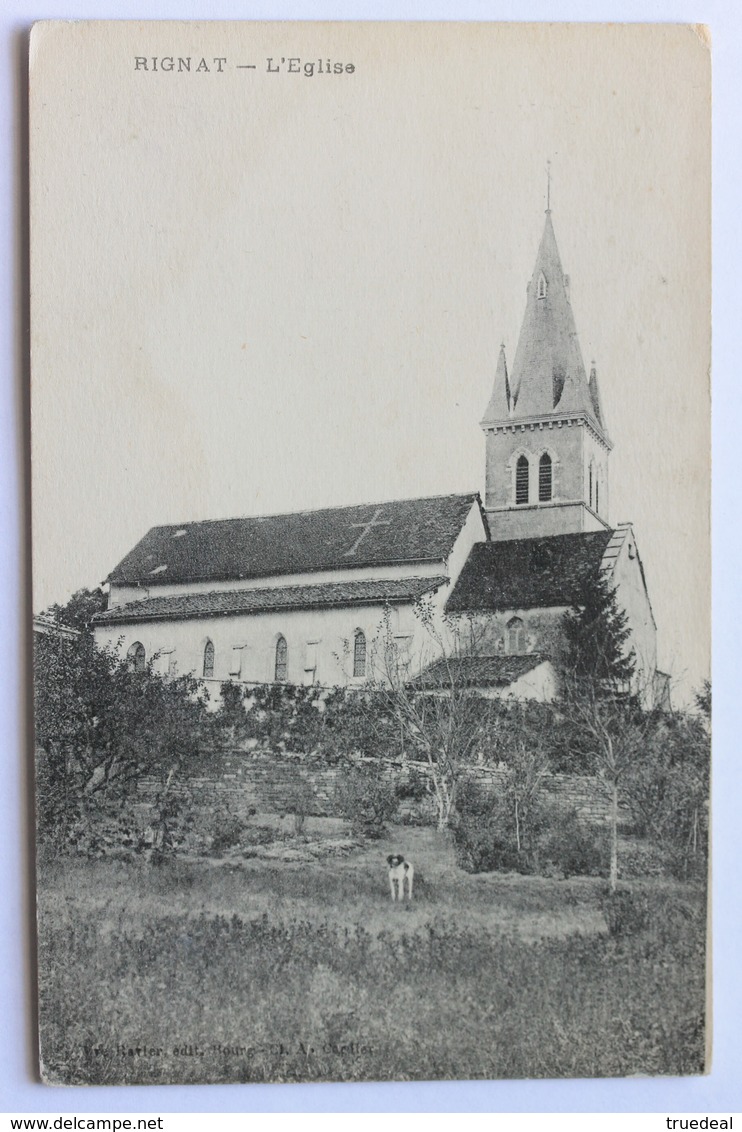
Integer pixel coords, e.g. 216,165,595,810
203,639,214,679
353,630,367,678
127,641,146,673
507,616,525,653
589,461,594,509
595,475,600,514
275,635,288,683
539,453,553,502
537,272,547,299
515,455,530,504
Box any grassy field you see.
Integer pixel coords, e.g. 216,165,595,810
36,823,707,1086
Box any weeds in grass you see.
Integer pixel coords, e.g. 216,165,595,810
37,869,706,1086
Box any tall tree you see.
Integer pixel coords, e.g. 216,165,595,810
562,569,636,693
34,628,211,854
43,587,107,637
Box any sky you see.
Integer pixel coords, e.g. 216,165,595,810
30,21,710,702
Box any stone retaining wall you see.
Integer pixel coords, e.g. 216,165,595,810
138,749,616,827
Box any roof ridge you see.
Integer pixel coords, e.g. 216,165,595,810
149,491,481,532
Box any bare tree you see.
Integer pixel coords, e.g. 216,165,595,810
360,603,499,830
558,673,655,891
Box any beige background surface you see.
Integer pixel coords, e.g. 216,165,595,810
30,21,711,703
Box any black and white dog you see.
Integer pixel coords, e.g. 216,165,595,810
387,854,414,901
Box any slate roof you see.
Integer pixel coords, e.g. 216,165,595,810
445,531,614,613
94,576,448,625
106,493,482,586
413,653,548,689
482,212,608,442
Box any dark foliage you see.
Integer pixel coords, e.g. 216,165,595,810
538,805,610,877
562,569,636,692
333,765,398,838
453,779,609,878
621,702,710,881
34,625,212,856
216,682,404,763
601,885,651,936
44,587,107,636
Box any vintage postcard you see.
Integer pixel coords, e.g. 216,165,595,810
30,21,711,1086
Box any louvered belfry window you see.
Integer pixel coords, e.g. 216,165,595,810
516,455,529,504
353,630,367,678
539,453,553,502
203,639,214,679
275,635,288,682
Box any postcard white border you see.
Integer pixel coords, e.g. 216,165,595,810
2,0,740,1115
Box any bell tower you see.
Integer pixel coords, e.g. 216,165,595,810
481,206,612,542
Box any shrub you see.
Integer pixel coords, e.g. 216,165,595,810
601,885,651,936
539,805,610,878
453,810,530,874
333,765,398,838
208,808,247,855
453,782,610,878
452,779,536,874
283,777,317,835
394,766,430,803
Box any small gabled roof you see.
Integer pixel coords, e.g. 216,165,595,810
94,576,447,625
445,531,614,613
106,493,483,587
413,653,550,689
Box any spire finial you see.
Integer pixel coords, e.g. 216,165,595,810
546,159,552,213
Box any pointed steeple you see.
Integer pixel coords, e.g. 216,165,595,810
481,200,613,541
481,342,511,424
507,212,604,434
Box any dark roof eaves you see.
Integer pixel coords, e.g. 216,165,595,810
445,597,574,614
481,409,612,451
95,577,448,626
414,652,549,687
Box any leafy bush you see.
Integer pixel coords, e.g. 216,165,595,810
539,806,610,878
215,683,405,763
333,765,398,838
601,885,651,936
208,808,247,854
452,779,536,874
34,626,212,857
394,766,430,803
453,809,530,874
453,782,609,878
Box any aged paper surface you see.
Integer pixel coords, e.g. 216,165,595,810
30,21,710,1086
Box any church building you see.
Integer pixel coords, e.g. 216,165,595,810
93,207,659,703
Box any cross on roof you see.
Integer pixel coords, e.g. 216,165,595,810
343,507,392,557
